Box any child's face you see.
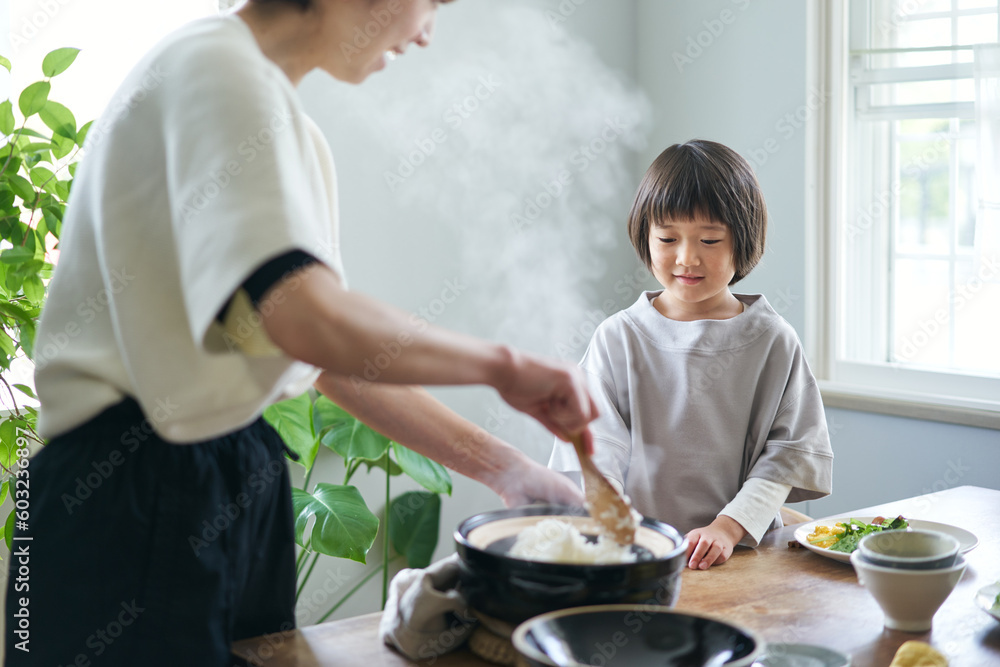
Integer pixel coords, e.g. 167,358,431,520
648,215,739,319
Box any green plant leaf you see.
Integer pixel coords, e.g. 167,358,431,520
0,301,33,323
29,166,57,194
4,509,14,552
0,419,16,452
76,121,93,147
51,133,74,160
263,392,317,470
388,491,441,569
0,330,15,357
22,274,44,303
18,82,50,118
0,56,11,73
292,484,379,564
0,480,8,506
322,417,391,466
17,129,50,141
0,247,35,267
12,384,36,400
357,455,404,477
0,101,14,136
5,174,36,205
42,209,62,239
18,320,36,359
312,395,354,434
17,144,52,161
42,48,80,77
0,194,16,218
39,101,76,141
391,443,453,495
1,160,24,185
4,271,23,296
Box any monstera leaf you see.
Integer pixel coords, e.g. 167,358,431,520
264,392,317,470
292,484,379,564
392,443,452,495
388,491,441,569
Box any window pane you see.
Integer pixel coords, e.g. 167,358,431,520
892,259,951,365
956,121,977,249
870,79,975,106
952,265,1000,374
958,14,999,43
896,17,954,49
958,0,996,10
896,134,951,254
920,0,955,12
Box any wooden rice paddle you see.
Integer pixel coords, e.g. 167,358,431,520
570,433,637,545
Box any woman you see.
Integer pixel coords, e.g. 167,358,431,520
8,0,596,664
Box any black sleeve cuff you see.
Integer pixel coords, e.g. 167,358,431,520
216,250,320,323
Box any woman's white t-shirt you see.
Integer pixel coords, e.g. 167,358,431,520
34,15,346,443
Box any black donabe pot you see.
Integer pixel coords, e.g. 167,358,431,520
454,505,689,624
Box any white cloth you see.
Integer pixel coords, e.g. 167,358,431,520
379,554,478,661
549,291,833,541
720,477,792,546
34,15,346,443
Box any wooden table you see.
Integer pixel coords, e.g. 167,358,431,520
232,485,1000,666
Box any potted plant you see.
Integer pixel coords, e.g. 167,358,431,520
264,391,451,620
0,48,89,548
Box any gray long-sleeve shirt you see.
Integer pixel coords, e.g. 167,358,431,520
549,291,833,537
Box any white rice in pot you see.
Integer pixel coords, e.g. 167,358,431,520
508,518,637,564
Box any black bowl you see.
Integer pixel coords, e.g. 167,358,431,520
454,505,688,624
512,604,763,667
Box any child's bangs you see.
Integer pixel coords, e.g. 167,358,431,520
645,160,732,229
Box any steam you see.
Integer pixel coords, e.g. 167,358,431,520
308,2,650,457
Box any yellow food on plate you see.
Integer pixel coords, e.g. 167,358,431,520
889,640,948,667
806,523,846,549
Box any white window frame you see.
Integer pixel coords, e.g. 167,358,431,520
807,0,1000,430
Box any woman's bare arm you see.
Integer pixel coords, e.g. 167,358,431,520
260,264,597,440
314,371,585,507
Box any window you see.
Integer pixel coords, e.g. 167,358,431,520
1,0,223,409
809,0,1000,426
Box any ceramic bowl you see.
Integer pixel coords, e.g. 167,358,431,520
454,505,688,624
512,604,762,667
857,529,960,570
850,551,967,632
753,642,850,666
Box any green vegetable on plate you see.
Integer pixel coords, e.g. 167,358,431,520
809,515,909,554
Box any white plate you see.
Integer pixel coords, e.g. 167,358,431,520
975,582,1000,623
753,642,850,667
793,516,979,564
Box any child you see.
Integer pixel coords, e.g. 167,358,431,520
549,140,833,570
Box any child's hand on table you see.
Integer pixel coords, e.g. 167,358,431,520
685,515,748,569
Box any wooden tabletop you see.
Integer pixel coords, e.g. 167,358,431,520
232,485,1000,666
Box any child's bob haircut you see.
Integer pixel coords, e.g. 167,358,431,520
627,140,767,285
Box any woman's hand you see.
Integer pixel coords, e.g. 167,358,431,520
492,459,585,508
494,349,599,448
684,515,747,570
